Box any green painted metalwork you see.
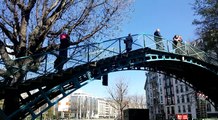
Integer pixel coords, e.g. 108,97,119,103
7,71,94,120
0,34,217,119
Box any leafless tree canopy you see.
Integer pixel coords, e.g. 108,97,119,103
108,78,129,120
128,94,146,109
0,0,133,85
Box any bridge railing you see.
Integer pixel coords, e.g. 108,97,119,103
42,33,217,73
140,34,217,65
0,34,217,82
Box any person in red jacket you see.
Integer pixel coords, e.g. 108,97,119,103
54,33,72,72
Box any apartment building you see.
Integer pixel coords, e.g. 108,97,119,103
145,72,165,120
145,71,218,120
55,89,117,119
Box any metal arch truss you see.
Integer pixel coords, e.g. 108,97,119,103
0,34,218,119
7,48,217,119
7,71,95,120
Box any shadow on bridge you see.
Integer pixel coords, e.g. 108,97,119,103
0,34,217,119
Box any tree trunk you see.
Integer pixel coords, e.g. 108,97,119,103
120,109,123,120
3,88,20,120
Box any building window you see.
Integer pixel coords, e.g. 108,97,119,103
167,97,171,105
167,107,170,114
187,95,190,103
188,105,191,112
180,85,183,93
181,95,185,103
177,96,180,104
167,79,170,86
171,106,175,114
183,105,186,112
171,87,174,95
175,80,178,84
176,86,179,93
167,88,170,95
185,86,189,91
169,79,172,86
171,97,174,105
178,106,181,113
166,98,169,105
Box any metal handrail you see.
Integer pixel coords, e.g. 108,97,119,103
0,34,217,83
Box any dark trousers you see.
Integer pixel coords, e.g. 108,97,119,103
54,49,67,72
125,44,132,52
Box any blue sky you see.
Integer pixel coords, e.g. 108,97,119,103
120,0,197,41
80,0,198,98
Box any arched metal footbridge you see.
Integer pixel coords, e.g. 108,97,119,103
0,34,217,119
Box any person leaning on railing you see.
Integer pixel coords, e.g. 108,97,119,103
173,35,183,54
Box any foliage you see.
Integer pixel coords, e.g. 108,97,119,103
0,0,133,85
192,0,218,55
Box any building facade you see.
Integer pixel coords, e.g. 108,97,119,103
145,72,165,120
145,72,218,120
54,89,117,119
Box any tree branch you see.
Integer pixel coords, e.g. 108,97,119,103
0,14,13,28
43,0,59,17
0,23,18,45
68,0,94,33
26,0,36,11
0,41,14,69
18,0,36,51
4,0,15,13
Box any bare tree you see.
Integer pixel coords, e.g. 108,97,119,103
128,94,146,109
0,0,133,118
107,78,129,120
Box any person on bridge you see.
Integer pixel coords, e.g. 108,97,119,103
124,33,133,53
173,35,183,54
173,35,180,49
54,33,73,72
154,29,164,50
